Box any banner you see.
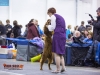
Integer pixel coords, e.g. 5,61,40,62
0,0,9,6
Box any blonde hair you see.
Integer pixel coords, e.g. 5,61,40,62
34,19,38,22
88,32,93,37
68,25,71,29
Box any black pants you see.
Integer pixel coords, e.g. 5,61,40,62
85,40,98,59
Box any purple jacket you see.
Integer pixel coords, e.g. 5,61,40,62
30,37,44,51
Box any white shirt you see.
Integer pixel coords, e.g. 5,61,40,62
47,15,56,31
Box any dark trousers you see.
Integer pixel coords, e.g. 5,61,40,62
85,40,98,59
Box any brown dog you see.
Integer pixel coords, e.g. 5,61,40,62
40,19,53,70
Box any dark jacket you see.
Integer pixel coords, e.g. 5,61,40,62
5,24,12,31
12,25,21,38
5,24,12,37
73,35,84,44
0,25,6,35
92,16,100,41
78,25,86,32
27,23,40,39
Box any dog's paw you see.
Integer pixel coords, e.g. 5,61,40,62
40,68,43,70
49,68,52,70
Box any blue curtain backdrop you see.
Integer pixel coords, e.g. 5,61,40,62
0,0,9,6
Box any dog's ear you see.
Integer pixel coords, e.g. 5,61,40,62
44,19,53,36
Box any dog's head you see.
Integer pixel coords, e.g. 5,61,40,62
44,19,52,37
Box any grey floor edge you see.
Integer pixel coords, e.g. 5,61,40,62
0,59,100,75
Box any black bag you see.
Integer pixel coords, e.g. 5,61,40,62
71,47,89,66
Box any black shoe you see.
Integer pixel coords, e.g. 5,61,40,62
61,68,66,73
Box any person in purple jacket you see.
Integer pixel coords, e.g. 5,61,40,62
46,7,66,73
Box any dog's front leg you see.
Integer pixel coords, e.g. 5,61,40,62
40,59,43,70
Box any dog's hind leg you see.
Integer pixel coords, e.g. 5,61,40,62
48,53,54,70
40,56,47,70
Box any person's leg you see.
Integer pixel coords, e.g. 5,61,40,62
53,53,61,72
85,43,94,60
60,55,66,72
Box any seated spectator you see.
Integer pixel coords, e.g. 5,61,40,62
27,19,40,39
73,31,84,44
82,30,89,38
83,32,93,44
34,19,44,37
66,31,83,47
0,20,6,38
5,19,12,38
73,25,78,36
66,34,73,44
66,25,72,39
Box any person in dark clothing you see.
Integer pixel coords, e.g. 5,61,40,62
78,21,86,33
5,19,12,38
27,23,40,39
85,7,100,62
92,12,100,41
0,20,6,37
12,20,21,38
73,31,84,44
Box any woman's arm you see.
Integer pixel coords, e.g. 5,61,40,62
47,15,56,31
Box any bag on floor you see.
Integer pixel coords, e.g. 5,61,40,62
16,43,42,61
16,45,28,61
31,54,41,62
27,43,43,61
